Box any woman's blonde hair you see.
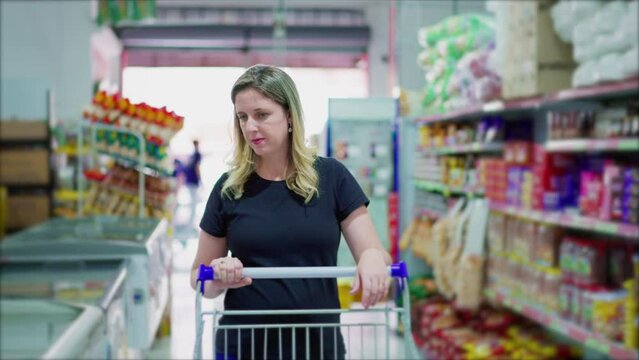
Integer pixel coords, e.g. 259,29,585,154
222,65,319,203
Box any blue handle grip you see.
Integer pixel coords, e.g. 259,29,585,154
196,261,408,293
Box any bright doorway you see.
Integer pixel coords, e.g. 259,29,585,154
122,66,368,194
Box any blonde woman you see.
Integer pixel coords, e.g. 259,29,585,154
191,65,391,359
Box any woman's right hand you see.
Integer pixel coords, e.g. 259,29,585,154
210,257,252,289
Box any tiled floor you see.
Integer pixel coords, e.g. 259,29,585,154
149,197,407,359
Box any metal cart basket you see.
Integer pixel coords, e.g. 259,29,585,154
194,262,420,360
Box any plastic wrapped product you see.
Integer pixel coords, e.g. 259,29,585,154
598,53,628,83
454,253,484,311
568,0,604,23
418,14,495,48
550,0,574,43
621,1,639,48
623,46,639,77
574,42,599,63
417,47,441,70
572,13,598,46
425,59,455,84
594,30,630,58
572,60,599,88
595,1,628,35
436,29,495,60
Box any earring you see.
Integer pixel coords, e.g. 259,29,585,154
288,123,292,133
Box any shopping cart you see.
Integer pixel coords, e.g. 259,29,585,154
193,262,421,360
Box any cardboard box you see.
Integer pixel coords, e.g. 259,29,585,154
0,149,50,185
0,121,48,141
502,0,576,99
6,194,50,230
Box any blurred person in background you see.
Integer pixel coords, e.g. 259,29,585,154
182,139,202,227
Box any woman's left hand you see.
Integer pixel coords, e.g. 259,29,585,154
350,248,390,309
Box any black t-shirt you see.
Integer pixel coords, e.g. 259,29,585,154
200,156,369,359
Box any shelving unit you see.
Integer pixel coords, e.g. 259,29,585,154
414,77,639,124
485,288,638,360
77,92,183,221
418,142,504,155
489,202,639,240
405,76,639,359
95,149,174,177
414,179,484,198
545,138,639,153
0,92,54,232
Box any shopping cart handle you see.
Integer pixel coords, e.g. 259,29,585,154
197,262,408,284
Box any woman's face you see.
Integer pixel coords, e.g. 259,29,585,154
235,88,290,158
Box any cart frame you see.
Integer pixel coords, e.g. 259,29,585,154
193,262,420,360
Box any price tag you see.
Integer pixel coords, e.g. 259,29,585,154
566,216,592,229
513,301,523,312
574,141,587,150
585,339,610,354
594,222,617,234
549,320,563,332
618,139,639,150
472,143,481,151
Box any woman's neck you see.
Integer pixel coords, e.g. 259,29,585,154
255,153,290,181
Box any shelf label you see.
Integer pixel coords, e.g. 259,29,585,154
585,338,610,355
594,222,617,234
619,139,639,150
549,320,563,333
566,216,593,228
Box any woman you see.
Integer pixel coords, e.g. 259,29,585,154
191,65,391,359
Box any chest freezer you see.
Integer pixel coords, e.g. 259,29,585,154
1,299,105,359
0,260,129,359
0,216,171,351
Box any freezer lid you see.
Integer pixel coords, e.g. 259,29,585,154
0,260,128,310
0,299,102,359
0,216,168,259
5,215,162,241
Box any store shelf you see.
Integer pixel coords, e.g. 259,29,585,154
54,146,90,156
545,138,639,153
96,150,173,177
89,181,171,208
414,179,484,197
546,76,639,103
415,105,484,124
489,202,639,241
54,190,88,202
414,77,639,125
485,288,638,360
418,142,504,155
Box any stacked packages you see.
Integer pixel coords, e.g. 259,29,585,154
551,0,639,87
486,213,639,347
417,14,501,114
83,91,184,174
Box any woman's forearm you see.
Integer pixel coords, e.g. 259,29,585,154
360,247,392,265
